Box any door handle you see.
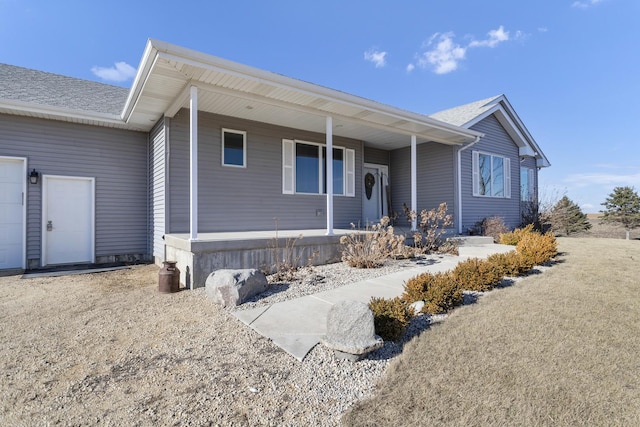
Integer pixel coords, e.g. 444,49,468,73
47,220,53,231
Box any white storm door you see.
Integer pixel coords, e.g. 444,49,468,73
0,157,26,269
42,175,95,266
362,164,389,225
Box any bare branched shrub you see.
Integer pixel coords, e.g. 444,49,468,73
269,218,317,282
480,216,509,243
403,202,453,253
340,217,409,268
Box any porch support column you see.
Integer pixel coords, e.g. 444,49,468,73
411,134,417,231
325,116,334,235
189,85,198,242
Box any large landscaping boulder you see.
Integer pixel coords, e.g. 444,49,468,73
205,269,268,307
321,300,383,361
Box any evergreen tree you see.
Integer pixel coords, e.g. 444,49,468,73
601,186,640,240
550,196,591,235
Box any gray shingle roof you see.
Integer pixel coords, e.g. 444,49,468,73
0,63,129,116
430,95,503,127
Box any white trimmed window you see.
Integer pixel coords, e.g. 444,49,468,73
282,139,355,197
472,151,511,198
521,167,535,202
222,129,246,167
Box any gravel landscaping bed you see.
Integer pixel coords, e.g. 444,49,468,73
1,257,449,426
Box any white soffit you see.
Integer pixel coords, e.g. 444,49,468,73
123,40,481,148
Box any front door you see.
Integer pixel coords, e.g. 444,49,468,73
362,164,389,225
0,157,26,269
42,175,95,266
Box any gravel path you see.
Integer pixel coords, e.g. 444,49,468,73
0,259,446,426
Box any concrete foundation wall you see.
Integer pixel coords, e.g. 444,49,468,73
164,235,344,288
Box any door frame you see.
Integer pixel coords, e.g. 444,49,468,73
362,163,389,223
0,156,27,269
41,174,96,266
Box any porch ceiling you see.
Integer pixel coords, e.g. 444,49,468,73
123,40,482,149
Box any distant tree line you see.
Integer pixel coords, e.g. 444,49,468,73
526,186,640,240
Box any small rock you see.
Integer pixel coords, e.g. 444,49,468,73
302,274,325,286
410,300,424,314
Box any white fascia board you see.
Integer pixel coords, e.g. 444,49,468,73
519,146,536,157
0,99,127,127
121,39,159,122
491,96,551,167
537,158,551,168
147,39,480,143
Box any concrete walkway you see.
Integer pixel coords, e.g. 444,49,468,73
234,244,513,361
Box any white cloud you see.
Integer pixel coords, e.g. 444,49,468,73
564,172,640,188
538,27,549,33
414,26,519,74
91,61,137,82
572,0,605,8
468,25,510,48
364,49,387,68
417,32,466,74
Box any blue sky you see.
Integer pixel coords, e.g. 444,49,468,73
1,0,638,212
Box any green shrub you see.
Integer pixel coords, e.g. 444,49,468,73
517,231,558,266
452,257,504,292
401,271,463,314
369,297,414,342
486,251,534,277
500,224,535,246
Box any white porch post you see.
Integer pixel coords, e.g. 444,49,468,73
325,116,334,235
189,85,198,242
411,134,417,231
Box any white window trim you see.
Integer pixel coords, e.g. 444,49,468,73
282,139,355,197
221,128,247,168
472,150,511,199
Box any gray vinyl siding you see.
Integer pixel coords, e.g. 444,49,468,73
0,114,149,266
389,142,456,228
364,147,390,165
149,118,167,261
168,109,363,232
461,114,520,231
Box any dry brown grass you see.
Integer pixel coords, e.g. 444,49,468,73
572,217,640,240
343,238,640,426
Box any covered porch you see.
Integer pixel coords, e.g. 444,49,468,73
124,40,483,288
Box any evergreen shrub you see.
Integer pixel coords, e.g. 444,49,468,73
516,231,558,266
401,271,463,314
369,297,414,342
452,257,504,292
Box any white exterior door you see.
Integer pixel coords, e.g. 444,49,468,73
42,175,95,266
362,164,389,225
0,157,26,269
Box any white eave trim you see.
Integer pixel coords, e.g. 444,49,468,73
126,39,481,143
121,39,159,122
462,96,551,167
